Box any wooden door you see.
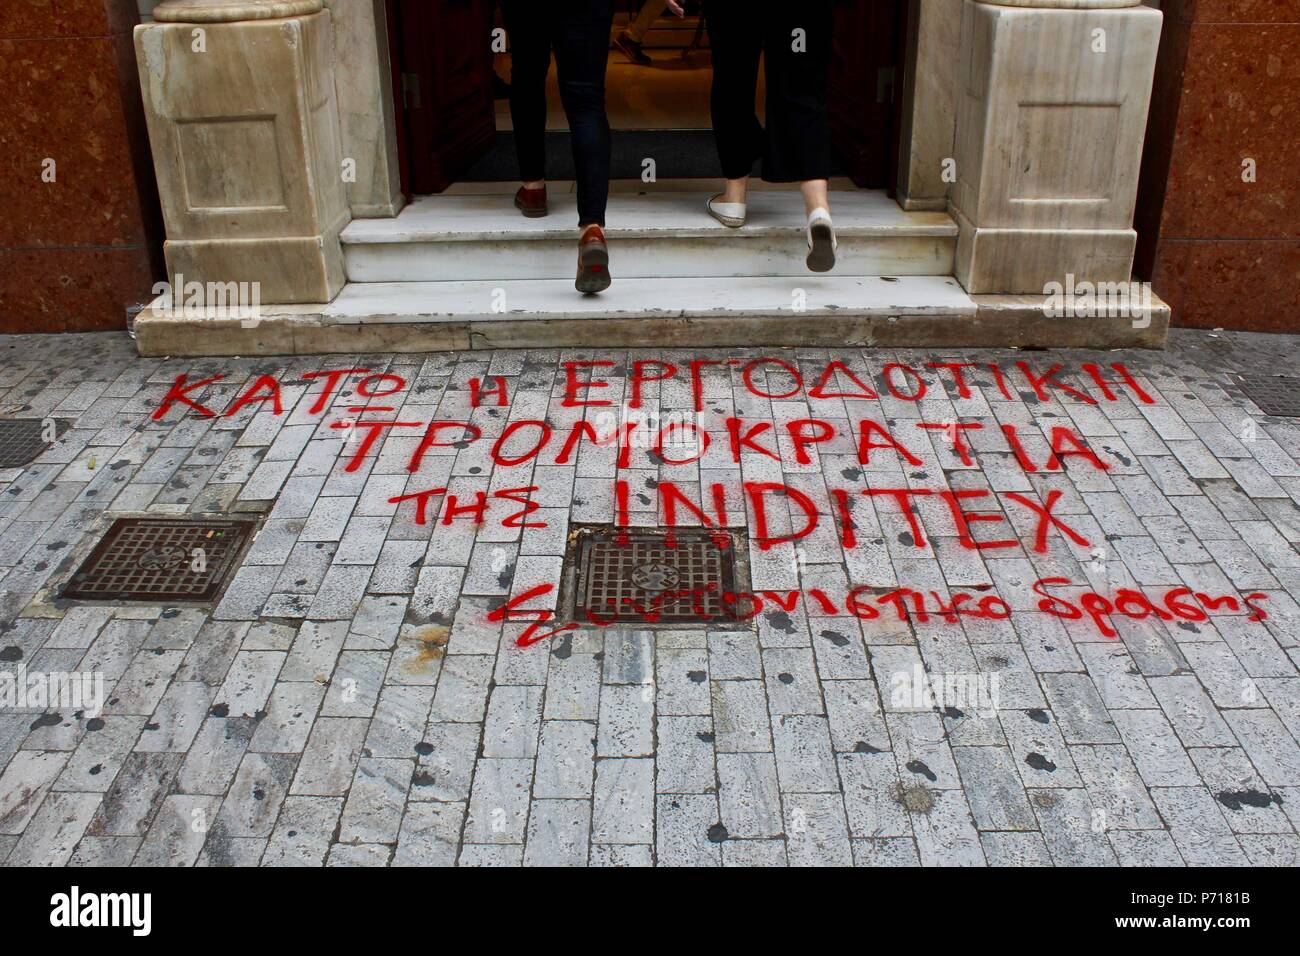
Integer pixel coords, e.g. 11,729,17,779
829,0,907,190
391,0,498,195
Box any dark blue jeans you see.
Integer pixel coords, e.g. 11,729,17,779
502,0,614,226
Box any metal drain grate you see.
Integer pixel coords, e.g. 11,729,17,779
0,419,66,468
1237,375,1300,418
573,529,738,625
62,517,256,603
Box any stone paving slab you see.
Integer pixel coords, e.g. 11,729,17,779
0,328,1297,866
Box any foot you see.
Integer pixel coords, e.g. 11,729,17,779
576,224,611,295
613,32,653,65
806,208,837,273
514,185,548,218
706,194,747,228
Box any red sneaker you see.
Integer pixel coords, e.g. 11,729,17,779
576,224,611,295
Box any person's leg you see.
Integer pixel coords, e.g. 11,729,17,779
705,0,764,206
553,0,614,292
801,178,830,218
760,4,835,268
762,1,833,208
762,2,835,269
627,0,669,43
554,0,614,228
501,0,551,189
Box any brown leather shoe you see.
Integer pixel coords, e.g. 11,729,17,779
613,32,653,65
514,185,548,218
576,224,611,295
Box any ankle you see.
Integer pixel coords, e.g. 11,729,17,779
802,182,829,216
722,178,748,204
522,180,545,191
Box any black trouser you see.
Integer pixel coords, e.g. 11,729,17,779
705,1,833,183
502,0,614,226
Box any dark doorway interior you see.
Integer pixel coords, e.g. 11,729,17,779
387,1,907,195
387,0,497,196
831,0,908,193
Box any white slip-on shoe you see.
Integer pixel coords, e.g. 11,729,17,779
806,207,838,273
706,194,747,228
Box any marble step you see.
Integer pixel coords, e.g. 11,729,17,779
133,279,1170,357
341,189,957,282
325,274,975,322
137,275,969,354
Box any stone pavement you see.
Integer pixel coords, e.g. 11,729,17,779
0,328,1298,867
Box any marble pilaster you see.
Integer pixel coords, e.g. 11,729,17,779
134,0,349,304
950,0,1162,293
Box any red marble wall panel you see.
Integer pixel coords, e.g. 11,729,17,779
1191,0,1300,24
0,0,163,334
0,246,158,333
1136,1,1300,331
1158,24,1298,241
1152,238,1300,332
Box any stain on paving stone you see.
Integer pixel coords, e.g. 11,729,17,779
905,760,938,782
766,611,795,633
893,783,935,814
1215,790,1281,811
404,625,449,671
1025,753,1057,773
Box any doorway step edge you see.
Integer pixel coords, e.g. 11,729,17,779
132,276,1169,357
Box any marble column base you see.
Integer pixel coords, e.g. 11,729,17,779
954,210,1139,294
951,1,1161,294
135,8,349,305
164,234,346,305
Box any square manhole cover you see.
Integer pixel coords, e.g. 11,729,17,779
571,528,740,626
1237,375,1300,418
62,517,257,603
0,419,67,468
